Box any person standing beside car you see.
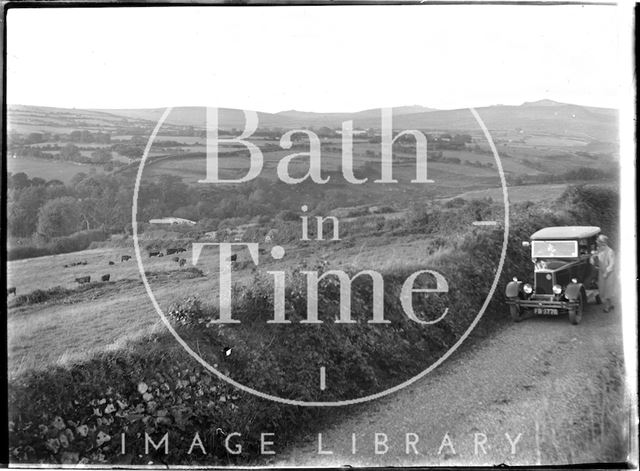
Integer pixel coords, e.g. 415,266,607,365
591,234,616,312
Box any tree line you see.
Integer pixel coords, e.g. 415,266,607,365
7,171,371,241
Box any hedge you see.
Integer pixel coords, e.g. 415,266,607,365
8,185,618,465
7,229,108,261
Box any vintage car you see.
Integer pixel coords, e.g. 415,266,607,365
505,226,601,325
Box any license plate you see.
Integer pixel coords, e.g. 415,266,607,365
535,308,558,315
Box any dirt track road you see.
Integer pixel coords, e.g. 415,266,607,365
278,303,628,466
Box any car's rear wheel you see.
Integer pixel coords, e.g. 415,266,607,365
568,291,585,325
509,304,523,322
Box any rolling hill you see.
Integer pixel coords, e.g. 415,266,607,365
8,101,618,142
357,102,618,142
97,101,618,142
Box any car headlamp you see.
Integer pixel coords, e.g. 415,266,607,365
523,283,533,294
552,284,562,295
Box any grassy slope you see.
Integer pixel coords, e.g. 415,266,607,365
6,233,445,377
7,156,107,183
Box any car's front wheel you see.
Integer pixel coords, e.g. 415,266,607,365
568,291,585,325
509,304,523,322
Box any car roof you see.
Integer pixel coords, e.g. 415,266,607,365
530,226,601,240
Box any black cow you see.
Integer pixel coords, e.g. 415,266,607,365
176,247,187,253
7,287,16,296
101,274,111,282
178,258,187,267
108,261,115,265
75,276,91,284
148,251,160,258
121,255,131,262
230,254,237,262
166,248,179,255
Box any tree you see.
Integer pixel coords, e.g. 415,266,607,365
157,175,190,209
8,186,45,237
60,143,81,160
90,148,112,164
72,174,124,230
37,197,81,238
10,172,30,190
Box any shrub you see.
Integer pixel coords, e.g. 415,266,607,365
49,230,108,254
11,286,72,306
555,185,618,240
6,245,51,260
7,229,108,261
275,210,298,222
9,282,122,308
444,197,466,208
167,297,207,326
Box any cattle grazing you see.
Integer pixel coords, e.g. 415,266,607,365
121,255,131,262
101,274,111,282
176,247,187,253
230,254,238,262
148,251,160,257
178,258,187,267
68,260,88,267
8,287,17,296
158,253,164,257
172,256,180,262
108,261,115,265
166,248,178,255
75,276,91,285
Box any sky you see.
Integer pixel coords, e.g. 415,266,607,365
5,4,629,113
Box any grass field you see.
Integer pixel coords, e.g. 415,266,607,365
6,228,456,379
446,183,571,203
7,156,105,182
141,146,509,191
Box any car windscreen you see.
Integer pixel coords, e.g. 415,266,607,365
531,240,578,258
